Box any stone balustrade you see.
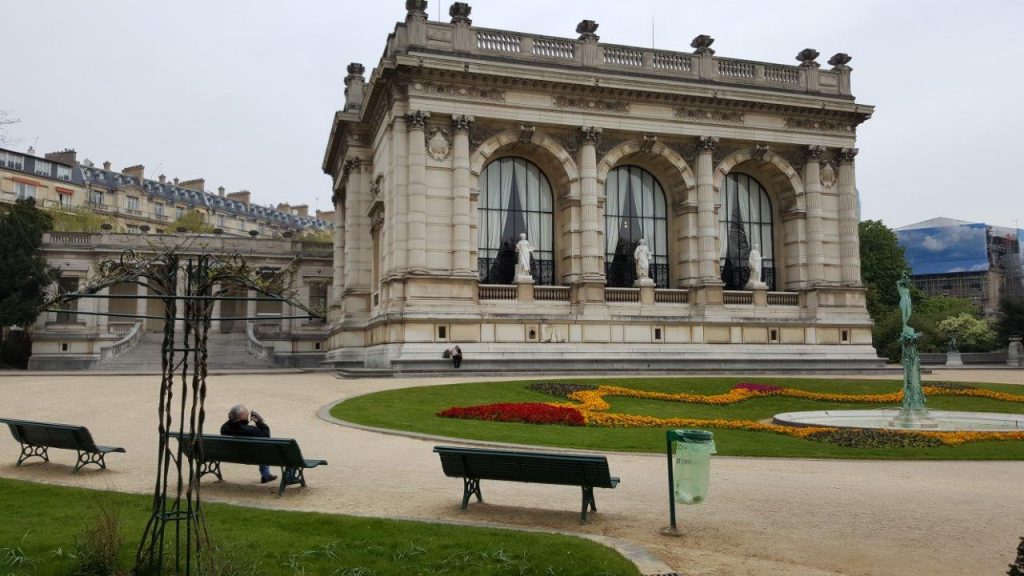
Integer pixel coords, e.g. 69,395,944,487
479,284,516,300
767,291,800,306
723,290,754,305
534,285,570,301
43,232,334,260
387,19,852,97
654,289,689,304
605,287,640,303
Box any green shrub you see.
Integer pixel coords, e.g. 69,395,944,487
526,382,597,398
936,313,997,352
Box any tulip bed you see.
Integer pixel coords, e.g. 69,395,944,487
331,377,1024,459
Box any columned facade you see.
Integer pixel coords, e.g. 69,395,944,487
321,4,879,371
29,233,333,370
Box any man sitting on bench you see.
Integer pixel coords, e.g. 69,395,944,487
221,404,276,484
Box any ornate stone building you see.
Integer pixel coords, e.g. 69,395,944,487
322,1,880,371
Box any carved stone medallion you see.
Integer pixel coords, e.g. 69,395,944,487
820,162,836,189
427,128,451,161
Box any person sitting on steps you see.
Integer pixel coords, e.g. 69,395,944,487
451,345,463,369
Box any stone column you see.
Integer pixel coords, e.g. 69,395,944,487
695,136,720,283
332,191,345,302
246,288,257,326
391,116,409,274
837,147,861,286
451,114,474,274
136,281,149,332
579,126,603,282
342,159,362,294
173,270,185,335
82,278,98,331
96,286,109,334
210,282,222,333
406,110,430,272
803,145,826,286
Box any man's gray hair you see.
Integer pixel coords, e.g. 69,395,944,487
228,404,247,422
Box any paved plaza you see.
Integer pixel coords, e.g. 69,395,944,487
1,370,1022,576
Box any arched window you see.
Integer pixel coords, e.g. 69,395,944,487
604,166,668,287
719,173,775,290
478,157,554,285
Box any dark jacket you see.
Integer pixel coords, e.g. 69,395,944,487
220,418,270,438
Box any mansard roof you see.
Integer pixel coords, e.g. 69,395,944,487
81,166,331,230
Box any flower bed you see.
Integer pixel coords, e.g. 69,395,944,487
437,382,1024,447
807,428,945,449
438,403,585,426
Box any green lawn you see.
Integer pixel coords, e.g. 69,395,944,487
0,479,638,576
330,377,1024,460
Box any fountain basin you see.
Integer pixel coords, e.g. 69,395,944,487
773,409,1024,432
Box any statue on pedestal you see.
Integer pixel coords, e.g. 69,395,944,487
634,238,651,280
744,245,766,289
891,272,934,427
515,233,534,279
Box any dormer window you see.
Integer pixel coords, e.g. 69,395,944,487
57,165,72,181
34,159,52,177
0,151,23,170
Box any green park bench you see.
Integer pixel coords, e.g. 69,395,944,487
433,445,620,523
171,433,327,496
0,418,126,473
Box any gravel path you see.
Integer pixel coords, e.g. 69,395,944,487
0,370,1021,576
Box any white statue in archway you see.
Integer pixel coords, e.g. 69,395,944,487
745,244,767,289
515,233,534,277
634,238,651,279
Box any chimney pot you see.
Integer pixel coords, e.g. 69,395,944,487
218,186,225,196
122,164,145,182
103,161,112,171
158,174,166,183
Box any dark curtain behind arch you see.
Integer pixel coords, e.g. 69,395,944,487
718,173,775,290
604,165,668,287
477,157,554,285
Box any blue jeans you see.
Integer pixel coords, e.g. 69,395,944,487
260,465,272,479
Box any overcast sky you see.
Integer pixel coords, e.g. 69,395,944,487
4,1,1022,229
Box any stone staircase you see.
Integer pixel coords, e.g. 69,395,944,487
94,331,276,372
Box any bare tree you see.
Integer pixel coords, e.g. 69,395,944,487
0,110,20,145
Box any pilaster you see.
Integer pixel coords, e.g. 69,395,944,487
332,189,345,302
391,115,409,275
451,114,474,275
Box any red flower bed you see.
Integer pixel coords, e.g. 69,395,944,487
732,382,785,393
438,403,585,426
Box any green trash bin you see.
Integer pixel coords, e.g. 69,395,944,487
670,429,716,504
